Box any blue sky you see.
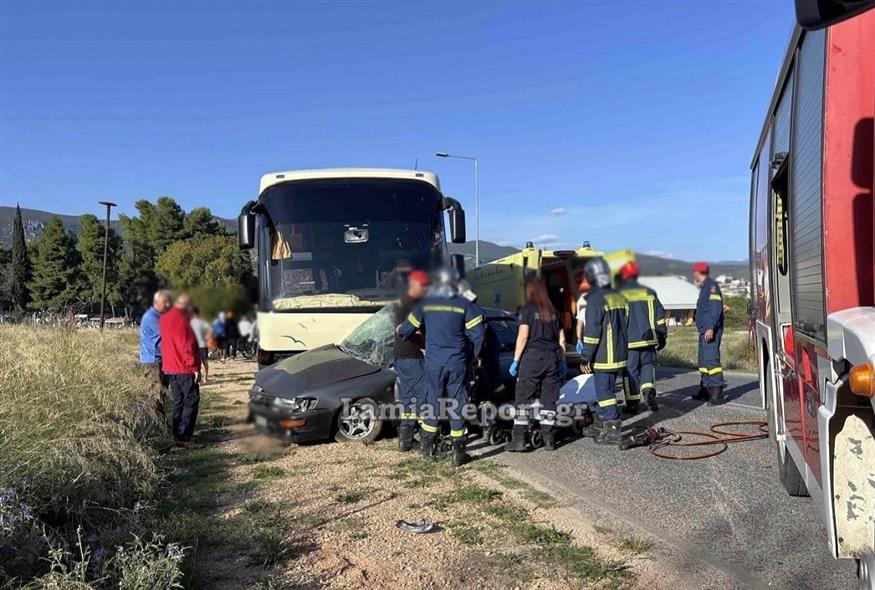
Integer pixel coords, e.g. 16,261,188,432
0,0,794,261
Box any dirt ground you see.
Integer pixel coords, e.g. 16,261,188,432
167,359,673,590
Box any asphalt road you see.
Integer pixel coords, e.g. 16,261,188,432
473,368,858,590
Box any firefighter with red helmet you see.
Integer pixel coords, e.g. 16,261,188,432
618,261,667,413
691,262,725,404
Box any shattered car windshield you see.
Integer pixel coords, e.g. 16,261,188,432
338,303,397,367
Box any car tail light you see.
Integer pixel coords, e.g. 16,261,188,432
849,362,875,398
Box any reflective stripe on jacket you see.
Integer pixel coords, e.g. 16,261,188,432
620,280,667,349
695,277,724,333
398,294,485,369
580,286,628,371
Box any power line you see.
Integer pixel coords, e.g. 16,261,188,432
0,165,73,213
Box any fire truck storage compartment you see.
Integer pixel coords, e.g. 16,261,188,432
771,71,794,330
789,28,827,343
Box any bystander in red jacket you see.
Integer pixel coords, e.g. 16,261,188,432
159,304,199,375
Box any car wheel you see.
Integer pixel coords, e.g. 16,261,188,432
529,428,544,449
334,397,383,443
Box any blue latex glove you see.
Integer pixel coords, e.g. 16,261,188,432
509,360,519,377
558,362,568,378
575,340,584,354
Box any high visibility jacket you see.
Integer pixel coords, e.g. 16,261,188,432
695,277,724,333
580,286,628,371
620,280,667,349
398,294,485,370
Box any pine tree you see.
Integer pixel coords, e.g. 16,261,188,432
29,217,81,311
184,206,225,239
10,204,31,312
77,214,122,312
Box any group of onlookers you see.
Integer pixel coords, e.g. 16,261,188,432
138,290,255,448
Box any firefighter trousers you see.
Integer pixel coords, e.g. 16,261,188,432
394,357,425,429
624,347,656,402
697,328,725,387
514,349,561,432
578,371,621,420
421,365,469,439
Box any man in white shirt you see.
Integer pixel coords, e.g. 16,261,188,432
238,315,254,342
574,272,592,362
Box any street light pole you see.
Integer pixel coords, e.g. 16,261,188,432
97,201,117,331
435,152,480,266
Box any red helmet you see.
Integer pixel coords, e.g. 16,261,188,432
408,270,431,286
619,261,640,280
691,262,710,274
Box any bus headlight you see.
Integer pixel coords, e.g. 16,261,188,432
849,362,874,399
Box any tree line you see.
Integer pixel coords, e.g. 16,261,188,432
0,198,254,320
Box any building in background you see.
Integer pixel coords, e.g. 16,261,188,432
638,276,700,326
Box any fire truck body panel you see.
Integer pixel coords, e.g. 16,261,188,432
750,11,875,570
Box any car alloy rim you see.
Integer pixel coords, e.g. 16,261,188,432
339,403,375,438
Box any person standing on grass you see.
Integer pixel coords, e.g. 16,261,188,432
224,311,240,360
213,312,226,362
160,293,202,448
139,290,172,413
189,306,212,384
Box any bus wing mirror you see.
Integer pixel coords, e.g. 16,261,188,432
442,196,466,244
794,0,875,29
238,212,255,249
450,208,466,244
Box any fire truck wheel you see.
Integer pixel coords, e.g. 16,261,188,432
765,362,808,497
858,553,874,590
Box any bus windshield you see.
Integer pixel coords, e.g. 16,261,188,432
258,178,445,311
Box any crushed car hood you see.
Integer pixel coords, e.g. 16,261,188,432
255,345,381,397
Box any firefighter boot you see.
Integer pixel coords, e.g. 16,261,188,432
452,438,470,467
506,425,528,452
420,433,436,461
542,427,556,451
707,386,725,406
623,400,640,415
644,388,659,412
597,420,623,446
579,414,604,439
398,424,414,452
692,383,709,401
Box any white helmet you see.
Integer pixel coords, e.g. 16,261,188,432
584,257,612,288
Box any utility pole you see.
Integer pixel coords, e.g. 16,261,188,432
97,201,117,331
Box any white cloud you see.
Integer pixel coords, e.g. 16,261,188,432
645,249,674,259
533,233,560,245
550,207,567,216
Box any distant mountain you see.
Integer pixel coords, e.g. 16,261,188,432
448,240,518,266
0,206,235,245
635,253,749,280
452,239,750,280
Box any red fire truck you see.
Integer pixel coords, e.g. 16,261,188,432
749,2,874,585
